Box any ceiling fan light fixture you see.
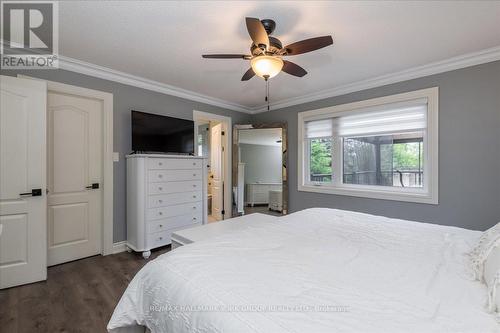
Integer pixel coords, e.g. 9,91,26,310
250,55,283,79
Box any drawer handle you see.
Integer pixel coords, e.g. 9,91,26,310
159,199,163,203
193,173,196,177
159,224,163,227
193,195,196,198
192,206,196,209
193,184,197,188
159,237,163,240
193,217,197,221
159,162,163,166
193,162,196,166
158,187,163,191
158,174,163,178
159,212,163,215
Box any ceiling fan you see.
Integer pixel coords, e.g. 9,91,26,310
202,17,333,81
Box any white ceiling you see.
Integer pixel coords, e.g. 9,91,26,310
239,128,282,146
58,1,500,112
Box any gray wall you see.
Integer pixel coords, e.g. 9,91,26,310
1,68,252,242
252,61,500,231
240,143,282,184
2,60,499,237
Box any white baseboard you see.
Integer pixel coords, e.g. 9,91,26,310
112,241,127,254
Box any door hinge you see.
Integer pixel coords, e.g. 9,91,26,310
221,131,225,135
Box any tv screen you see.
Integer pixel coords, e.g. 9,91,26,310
132,111,194,154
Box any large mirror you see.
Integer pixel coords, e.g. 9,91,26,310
232,123,288,217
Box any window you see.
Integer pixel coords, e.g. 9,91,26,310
343,133,424,188
309,138,333,183
298,88,438,204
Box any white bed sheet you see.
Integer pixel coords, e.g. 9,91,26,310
108,208,500,333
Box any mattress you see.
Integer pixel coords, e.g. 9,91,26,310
108,208,499,333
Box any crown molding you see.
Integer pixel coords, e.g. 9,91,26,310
250,45,500,113
57,56,254,114
56,46,500,115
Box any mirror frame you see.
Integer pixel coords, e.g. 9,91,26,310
232,122,288,215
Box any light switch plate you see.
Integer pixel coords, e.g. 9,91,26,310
113,152,119,162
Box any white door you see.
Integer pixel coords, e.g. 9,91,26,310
210,123,223,220
0,76,47,289
47,90,103,266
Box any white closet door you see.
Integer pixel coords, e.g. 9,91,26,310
210,123,223,220
0,76,47,289
47,90,103,266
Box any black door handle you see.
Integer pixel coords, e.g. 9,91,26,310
86,183,99,189
19,189,42,197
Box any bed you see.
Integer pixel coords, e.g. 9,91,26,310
108,208,500,333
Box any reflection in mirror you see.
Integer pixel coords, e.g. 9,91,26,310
194,118,226,223
197,123,210,158
233,123,288,217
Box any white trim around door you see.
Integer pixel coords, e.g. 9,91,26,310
193,110,232,219
18,75,114,256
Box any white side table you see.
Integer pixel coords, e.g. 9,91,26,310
268,190,282,212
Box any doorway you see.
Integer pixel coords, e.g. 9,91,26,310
23,77,114,265
1,75,113,289
193,111,232,222
47,81,113,266
233,123,288,217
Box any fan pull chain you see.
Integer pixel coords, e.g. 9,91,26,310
264,75,270,111
267,79,270,111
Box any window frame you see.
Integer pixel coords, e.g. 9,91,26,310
298,87,439,204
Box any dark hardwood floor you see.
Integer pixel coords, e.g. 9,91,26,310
0,246,171,333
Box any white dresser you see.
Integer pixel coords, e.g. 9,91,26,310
126,154,207,258
245,183,282,206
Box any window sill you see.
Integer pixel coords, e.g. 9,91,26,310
298,183,438,205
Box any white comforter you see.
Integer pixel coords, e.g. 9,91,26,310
108,208,500,333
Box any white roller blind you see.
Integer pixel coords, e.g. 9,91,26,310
305,98,427,138
305,119,333,138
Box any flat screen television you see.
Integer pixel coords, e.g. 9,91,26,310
131,111,194,154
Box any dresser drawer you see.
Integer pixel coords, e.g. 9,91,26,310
148,191,202,208
149,169,202,182
147,230,172,248
148,158,203,170
148,180,202,195
148,213,202,234
147,201,202,220
147,223,202,248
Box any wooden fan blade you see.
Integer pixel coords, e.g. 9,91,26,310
241,68,255,81
282,60,307,77
245,17,269,49
202,54,250,59
284,36,333,56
